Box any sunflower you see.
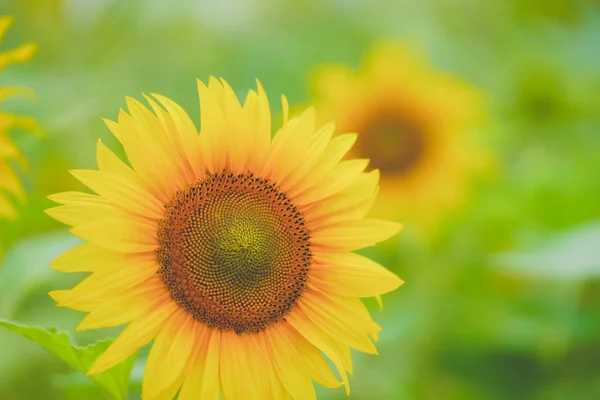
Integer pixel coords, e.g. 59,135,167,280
0,16,38,219
47,78,403,399
312,43,486,228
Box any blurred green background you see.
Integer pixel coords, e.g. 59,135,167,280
1,0,600,399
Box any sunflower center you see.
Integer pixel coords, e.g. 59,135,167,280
357,111,426,175
157,171,310,334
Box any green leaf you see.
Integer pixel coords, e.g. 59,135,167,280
0,319,135,400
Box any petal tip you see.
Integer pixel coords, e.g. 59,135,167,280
48,290,69,305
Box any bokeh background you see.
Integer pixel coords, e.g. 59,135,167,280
1,0,600,399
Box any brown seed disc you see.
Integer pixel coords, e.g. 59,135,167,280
157,171,311,334
357,110,427,175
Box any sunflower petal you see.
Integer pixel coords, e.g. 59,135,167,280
294,159,369,206
220,330,261,400
265,323,317,400
303,169,379,229
278,122,334,193
76,276,166,331
49,243,126,273
51,256,158,311
87,297,178,375
298,289,377,354
70,169,163,220
45,202,123,227
197,78,227,173
70,217,158,253
282,323,341,389
286,133,357,199
178,325,214,400
151,93,203,179
242,81,271,172
310,251,404,297
311,219,402,251
262,108,316,182
142,311,196,399
96,139,135,179
200,329,222,399
286,308,352,395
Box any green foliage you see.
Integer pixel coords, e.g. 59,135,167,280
0,320,136,400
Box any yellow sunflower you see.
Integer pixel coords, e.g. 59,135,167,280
0,16,38,219
312,43,486,228
47,78,403,399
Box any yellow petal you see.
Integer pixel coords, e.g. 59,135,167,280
47,191,118,227
0,86,33,104
0,163,24,199
311,219,402,251
298,289,377,354
265,323,316,400
70,169,163,220
50,243,126,273
95,139,134,179
265,350,292,400
310,251,404,297
286,308,352,394
76,276,166,331
45,202,123,227
0,199,16,219
286,133,357,199
144,94,198,187
70,217,158,253
281,322,341,389
102,118,122,142
0,42,37,71
304,169,379,229
250,333,290,400
48,191,105,205
294,159,369,206
142,310,196,399
278,122,334,194
217,78,248,173
178,325,214,400
220,330,262,400
0,16,14,40
117,100,180,203
0,135,19,158
88,297,179,375
152,93,203,179
308,289,382,342
153,374,186,400
281,94,289,124
242,81,271,172
261,108,316,183
200,328,222,400
51,256,158,311
197,78,227,173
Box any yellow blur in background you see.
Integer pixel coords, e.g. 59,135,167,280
1,1,600,399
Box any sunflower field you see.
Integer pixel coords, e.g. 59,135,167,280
1,1,600,399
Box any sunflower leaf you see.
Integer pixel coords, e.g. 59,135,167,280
0,319,135,400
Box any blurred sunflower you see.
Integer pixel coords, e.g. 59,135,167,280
312,43,486,229
511,58,584,129
511,0,590,26
47,78,403,399
0,16,38,220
